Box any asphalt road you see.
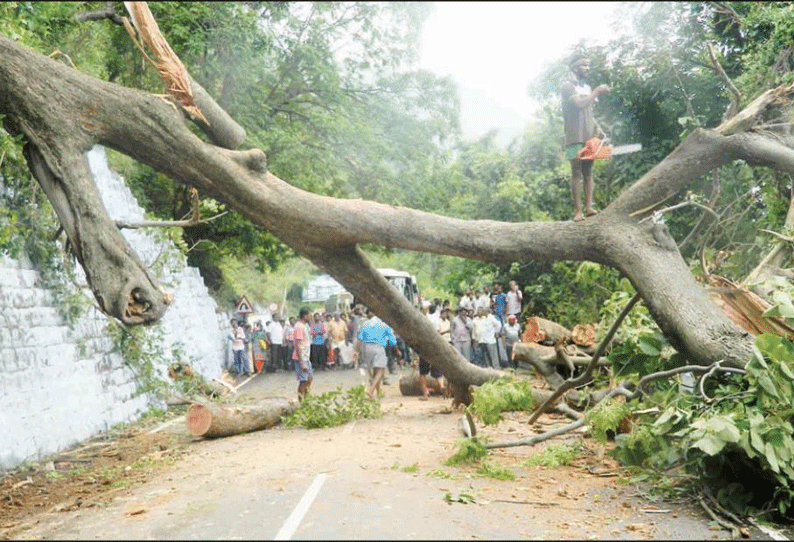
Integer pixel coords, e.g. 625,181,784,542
9,367,787,540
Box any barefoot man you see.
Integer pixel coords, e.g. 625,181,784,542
561,53,609,221
353,307,398,399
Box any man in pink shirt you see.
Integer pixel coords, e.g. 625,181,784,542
292,307,313,400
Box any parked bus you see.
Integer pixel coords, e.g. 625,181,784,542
352,268,419,308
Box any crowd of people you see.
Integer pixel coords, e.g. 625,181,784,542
227,279,526,401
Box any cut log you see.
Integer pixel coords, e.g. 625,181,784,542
399,372,445,396
522,317,546,343
522,317,571,345
571,324,596,347
186,398,298,438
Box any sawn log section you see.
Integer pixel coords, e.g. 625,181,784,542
186,398,298,438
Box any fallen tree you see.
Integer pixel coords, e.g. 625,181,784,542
3,4,794,392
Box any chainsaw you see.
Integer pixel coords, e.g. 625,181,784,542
607,137,642,156
576,136,642,160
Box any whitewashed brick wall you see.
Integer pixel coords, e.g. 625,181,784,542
0,147,227,470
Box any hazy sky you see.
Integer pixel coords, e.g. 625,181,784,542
419,2,624,146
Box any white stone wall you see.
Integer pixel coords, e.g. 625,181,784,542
0,147,227,470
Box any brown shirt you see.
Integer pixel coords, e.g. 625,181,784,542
561,75,598,145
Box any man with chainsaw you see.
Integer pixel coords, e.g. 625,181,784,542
561,53,610,222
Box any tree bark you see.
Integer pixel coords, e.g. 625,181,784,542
2,35,792,375
185,398,297,438
512,342,610,390
399,372,445,397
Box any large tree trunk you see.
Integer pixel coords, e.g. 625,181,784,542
2,35,791,377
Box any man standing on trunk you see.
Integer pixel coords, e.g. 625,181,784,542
561,53,609,222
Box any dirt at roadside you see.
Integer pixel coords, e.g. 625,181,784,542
0,420,192,534
0,367,783,540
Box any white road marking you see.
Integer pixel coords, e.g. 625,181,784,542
274,473,328,540
233,373,257,391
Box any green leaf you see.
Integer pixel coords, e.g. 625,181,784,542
761,304,794,318
637,335,662,356
750,427,765,455
780,362,794,381
757,373,780,398
766,442,781,473
692,433,729,456
654,406,679,428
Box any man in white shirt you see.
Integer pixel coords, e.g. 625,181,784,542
474,288,491,314
506,280,523,318
267,317,285,372
459,289,475,313
475,307,502,370
427,303,440,328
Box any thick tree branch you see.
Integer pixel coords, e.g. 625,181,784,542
0,34,785,368
74,3,124,25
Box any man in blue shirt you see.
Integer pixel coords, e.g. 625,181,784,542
310,312,328,370
492,283,507,324
354,307,398,399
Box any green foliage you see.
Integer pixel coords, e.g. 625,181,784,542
475,460,516,481
106,320,170,398
443,438,489,466
469,377,535,426
105,324,218,403
392,462,419,473
607,330,680,380
444,491,476,504
752,276,794,329
0,124,90,325
424,469,460,480
522,262,624,329
612,424,664,467
730,3,794,98
584,397,630,443
600,284,684,380
523,443,582,468
612,334,794,518
281,385,381,429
